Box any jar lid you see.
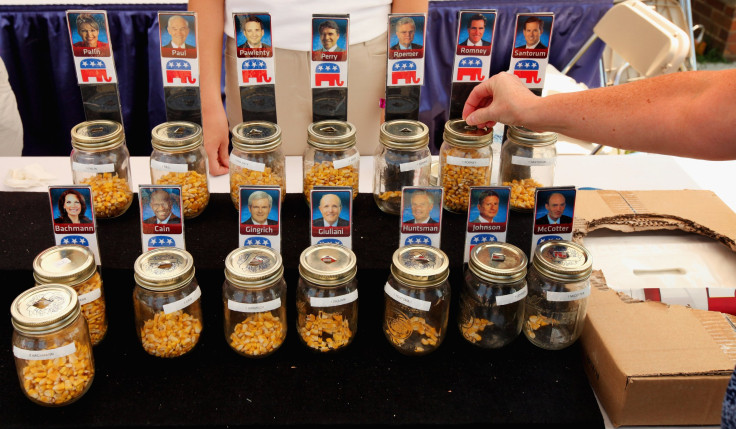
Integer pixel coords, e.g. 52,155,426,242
391,244,450,287
225,245,283,288
11,284,81,334
468,242,527,283
307,120,357,150
379,120,429,150
507,125,557,146
134,248,195,291
532,240,592,282
71,120,125,151
151,121,203,152
443,119,492,148
299,243,357,286
32,245,96,286
231,121,282,151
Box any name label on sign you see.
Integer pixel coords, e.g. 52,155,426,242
163,286,202,314
400,156,431,172
309,289,358,308
384,283,431,311
495,286,528,306
78,287,102,305
151,159,189,173
333,153,360,170
72,162,115,174
546,286,590,302
511,156,556,167
446,156,490,168
230,154,265,172
228,297,281,313
13,342,77,360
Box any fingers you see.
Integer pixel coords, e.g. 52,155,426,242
205,137,229,176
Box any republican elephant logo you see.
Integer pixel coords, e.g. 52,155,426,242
80,59,112,83
314,63,344,87
166,60,197,84
391,60,421,85
514,60,541,84
456,57,485,81
242,60,272,83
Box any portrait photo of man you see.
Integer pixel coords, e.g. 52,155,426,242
390,16,423,50
241,190,278,225
160,14,197,58
515,16,548,50
312,192,350,227
313,19,345,53
143,189,181,225
237,14,271,51
404,190,439,224
459,13,491,47
470,190,501,223
536,192,573,225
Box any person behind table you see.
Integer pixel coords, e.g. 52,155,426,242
72,14,110,57
391,16,422,50
405,190,437,224
314,20,344,52
459,14,491,47
313,193,349,227
536,192,572,225
143,189,181,224
470,190,500,223
242,191,277,225
515,16,546,50
54,189,92,224
237,15,270,49
164,15,195,49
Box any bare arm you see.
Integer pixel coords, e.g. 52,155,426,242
189,0,229,175
463,70,736,160
391,0,429,13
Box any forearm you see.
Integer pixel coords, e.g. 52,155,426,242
189,0,224,113
391,0,428,13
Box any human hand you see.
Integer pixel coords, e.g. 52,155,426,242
462,72,538,128
202,105,230,176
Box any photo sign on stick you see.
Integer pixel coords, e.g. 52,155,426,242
385,13,427,121
48,185,102,265
509,12,555,95
399,186,443,248
310,187,353,249
139,185,186,252
234,12,277,123
531,186,576,255
158,12,202,124
463,186,511,263
239,186,282,252
310,15,349,122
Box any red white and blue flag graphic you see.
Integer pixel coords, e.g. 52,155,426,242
314,63,345,87
513,60,541,84
80,59,112,83
242,60,272,84
243,237,272,247
165,60,197,84
456,57,485,81
148,236,176,250
389,60,422,86
60,235,89,246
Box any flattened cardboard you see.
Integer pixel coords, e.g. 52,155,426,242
574,190,736,427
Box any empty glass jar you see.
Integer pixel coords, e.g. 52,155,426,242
303,120,359,204
499,126,557,211
229,121,285,208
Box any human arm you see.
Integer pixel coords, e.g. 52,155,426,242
189,0,230,175
391,0,428,13
462,70,736,160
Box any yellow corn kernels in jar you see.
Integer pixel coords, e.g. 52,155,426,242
499,126,557,211
11,284,95,406
229,121,285,209
303,120,359,205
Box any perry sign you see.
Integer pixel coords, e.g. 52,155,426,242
311,62,347,89
75,57,118,84
387,59,425,87
162,58,199,87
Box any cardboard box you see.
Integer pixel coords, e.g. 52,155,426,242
574,190,736,427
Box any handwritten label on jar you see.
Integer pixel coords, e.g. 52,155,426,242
151,159,189,173
162,286,202,314
230,154,266,172
78,288,102,305
54,257,73,267
13,342,76,361
511,156,556,167
384,283,431,311
309,289,358,308
228,297,281,313
333,153,360,170
399,156,432,172
72,162,115,174
446,156,490,168
545,285,590,302
495,286,528,306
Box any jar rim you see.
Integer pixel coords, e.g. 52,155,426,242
71,120,125,151
151,121,203,152
443,119,492,148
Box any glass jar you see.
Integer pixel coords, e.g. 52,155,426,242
229,121,285,208
150,121,210,219
460,242,527,348
297,243,358,352
32,244,108,346
11,284,95,406
303,120,359,204
223,246,287,358
133,248,203,358
384,245,450,355
524,240,592,350
70,120,133,219
499,126,557,211
439,119,493,213
373,120,431,215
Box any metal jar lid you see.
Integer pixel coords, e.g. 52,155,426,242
134,248,195,291
151,121,203,152
71,120,125,151
391,244,450,287
231,121,282,152
443,119,492,148
307,120,357,151
468,242,528,284
225,245,284,288
299,243,357,286
532,240,593,283
11,284,81,334
32,245,96,286
507,125,557,147
380,120,429,150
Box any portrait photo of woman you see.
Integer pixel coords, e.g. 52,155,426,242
70,13,111,57
54,189,93,224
